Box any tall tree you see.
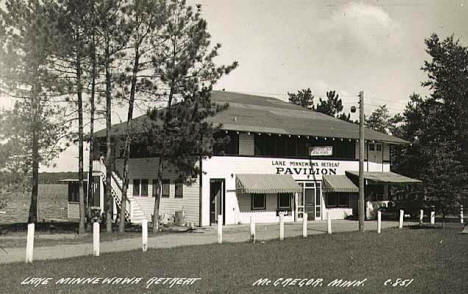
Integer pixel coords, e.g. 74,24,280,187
146,0,237,232
52,0,95,234
0,0,70,223
392,34,468,216
95,0,130,232
421,34,468,172
117,0,167,233
288,88,314,109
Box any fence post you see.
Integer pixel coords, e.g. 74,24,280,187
93,222,100,257
461,206,464,224
377,210,381,234
419,209,424,224
217,215,222,244
431,210,435,225
327,211,332,234
25,223,35,263
142,219,148,252
302,213,307,238
279,214,284,241
399,210,404,229
250,216,255,243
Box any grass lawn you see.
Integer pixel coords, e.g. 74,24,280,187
1,226,467,294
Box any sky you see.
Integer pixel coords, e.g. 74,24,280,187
2,0,467,172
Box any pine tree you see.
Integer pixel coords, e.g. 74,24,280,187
95,0,130,232
392,34,468,215
52,0,95,234
146,0,237,232
117,0,167,233
0,0,70,223
288,88,314,109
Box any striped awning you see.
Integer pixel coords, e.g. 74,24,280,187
323,175,359,193
236,174,302,194
345,171,422,184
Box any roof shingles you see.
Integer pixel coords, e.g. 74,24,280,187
94,91,408,144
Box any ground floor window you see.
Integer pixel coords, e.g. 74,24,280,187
133,179,149,197
68,182,88,202
175,180,183,198
162,179,170,198
327,192,350,208
251,194,266,210
277,193,291,209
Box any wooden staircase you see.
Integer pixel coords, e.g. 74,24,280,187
100,161,149,224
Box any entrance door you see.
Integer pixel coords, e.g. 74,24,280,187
305,188,316,220
210,179,225,225
297,181,322,221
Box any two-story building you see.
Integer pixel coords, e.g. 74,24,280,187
88,91,420,226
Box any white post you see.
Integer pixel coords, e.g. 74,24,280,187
93,222,100,257
327,211,332,234
25,223,35,263
461,206,464,224
431,210,435,224
399,210,404,229
302,213,308,238
279,214,284,241
142,219,148,252
217,215,222,244
419,209,424,224
377,210,381,234
250,216,255,243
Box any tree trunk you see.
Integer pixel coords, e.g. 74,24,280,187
152,159,163,233
77,53,86,234
87,32,96,223
105,41,113,233
119,46,140,233
28,124,39,224
28,83,39,224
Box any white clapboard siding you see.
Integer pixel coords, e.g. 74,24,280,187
115,157,200,225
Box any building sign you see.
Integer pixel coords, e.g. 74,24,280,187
272,160,339,176
309,146,333,156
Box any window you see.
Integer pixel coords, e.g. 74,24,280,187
133,179,149,197
133,179,140,196
278,193,291,209
141,179,148,196
251,194,266,210
214,132,239,155
369,143,375,151
68,182,87,202
338,193,349,207
175,180,183,198
327,193,338,207
327,193,350,208
376,143,382,151
162,179,170,198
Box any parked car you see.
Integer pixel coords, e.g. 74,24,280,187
379,199,427,220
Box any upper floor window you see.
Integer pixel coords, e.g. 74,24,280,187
213,132,239,155
254,134,355,159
